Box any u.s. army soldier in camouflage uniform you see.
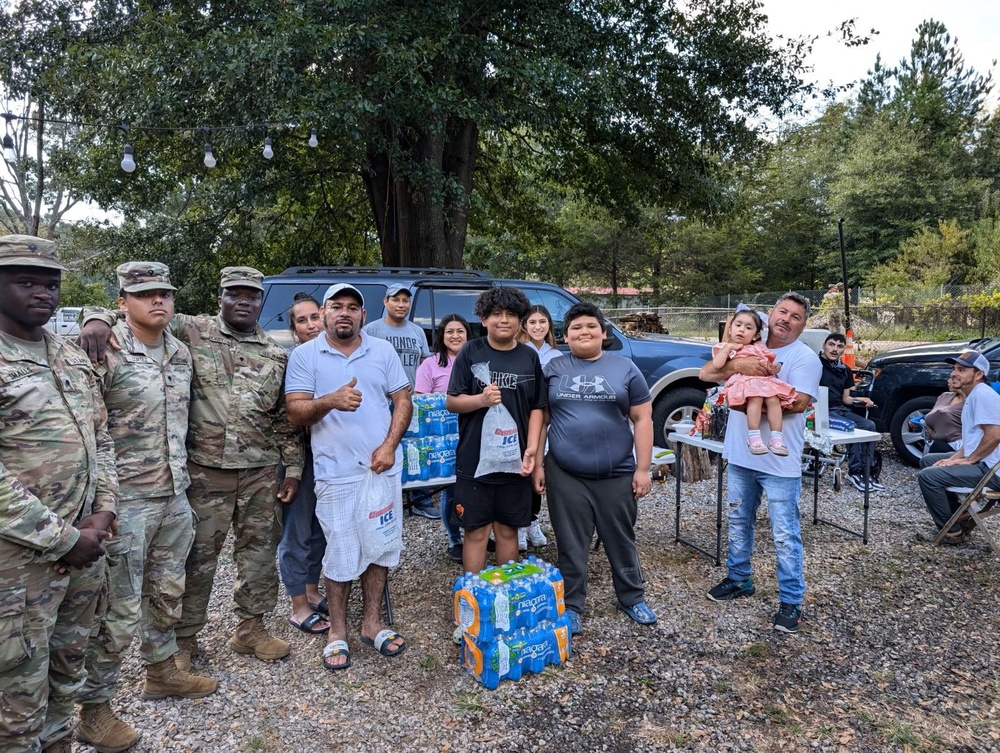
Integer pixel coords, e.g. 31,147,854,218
80,266,303,668
0,235,117,753
76,262,217,753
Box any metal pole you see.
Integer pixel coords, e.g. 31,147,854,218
838,218,851,332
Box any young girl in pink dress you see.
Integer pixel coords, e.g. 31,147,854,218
712,305,797,456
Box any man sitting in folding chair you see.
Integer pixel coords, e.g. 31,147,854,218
917,351,1000,545
819,333,883,492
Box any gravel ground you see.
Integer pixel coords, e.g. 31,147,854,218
74,440,1000,753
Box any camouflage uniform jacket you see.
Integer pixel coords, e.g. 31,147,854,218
95,321,193,500
173,313,303,476
0,331,118,575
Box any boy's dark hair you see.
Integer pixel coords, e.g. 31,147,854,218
288,291,321,332
824,332,846,345
432,313,472,367
474,286,530,320
563,301,608,332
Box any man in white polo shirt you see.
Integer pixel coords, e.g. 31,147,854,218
917,350,1000,544
284,283,413,671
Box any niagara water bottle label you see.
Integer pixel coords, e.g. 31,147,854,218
493,590,510,633
406,442,420,475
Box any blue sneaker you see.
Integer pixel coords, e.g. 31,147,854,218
617,601,657,625
772,603,802,633
411,503,440,519
706,577,755,602
567,610,583,636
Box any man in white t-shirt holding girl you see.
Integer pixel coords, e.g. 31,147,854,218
700,293,820,635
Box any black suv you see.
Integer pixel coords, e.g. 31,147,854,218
867,337,1000,466
260,267,716,444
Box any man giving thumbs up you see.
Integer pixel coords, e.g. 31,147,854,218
285,283,412,671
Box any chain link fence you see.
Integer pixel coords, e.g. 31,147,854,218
595,284,1000,363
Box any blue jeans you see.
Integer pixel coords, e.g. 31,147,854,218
440,486,462,547
725,463,805,605
277,449,326,596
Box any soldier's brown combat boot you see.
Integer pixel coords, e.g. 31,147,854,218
229,616,291,661
76,701,140,753
174,635,200,672
143,657,219,700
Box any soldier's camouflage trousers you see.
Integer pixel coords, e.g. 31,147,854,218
0,560,104,752
176,462,279,637
78,492,195,705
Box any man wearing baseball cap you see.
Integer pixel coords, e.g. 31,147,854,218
285,282,412,670
79,265,303,671
917,350,1000,544
77,262,216,752
0,235,117,753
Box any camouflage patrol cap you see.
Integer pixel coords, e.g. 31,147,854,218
0,234,67,271
117,261,176,293
219,266,264,291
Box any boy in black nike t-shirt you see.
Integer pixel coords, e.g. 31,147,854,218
447,287,546,573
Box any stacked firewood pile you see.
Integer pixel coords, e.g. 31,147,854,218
617,312,667,335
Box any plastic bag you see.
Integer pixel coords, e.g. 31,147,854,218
355,469,403,565
471,361,523,477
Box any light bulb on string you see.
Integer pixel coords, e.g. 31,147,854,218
308,128,318,148
120,145,136,173
203,143,217,168
262,136,274,159
2,135,15,164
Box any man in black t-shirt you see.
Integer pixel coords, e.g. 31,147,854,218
818,333,882,492
446,287,546,573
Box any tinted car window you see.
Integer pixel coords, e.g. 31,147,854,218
414,288,490,344
259,281,388,348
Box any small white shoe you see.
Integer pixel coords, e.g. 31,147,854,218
527,520,548,547
517,527,528,552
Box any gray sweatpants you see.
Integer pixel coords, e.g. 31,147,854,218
544,456,645,615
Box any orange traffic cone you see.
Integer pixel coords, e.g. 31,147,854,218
842,329,856,369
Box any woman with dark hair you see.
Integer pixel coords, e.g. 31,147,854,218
415,314,471,562
416,314,472,390
279,292,330,634
924,374,966,454
519,304,558,366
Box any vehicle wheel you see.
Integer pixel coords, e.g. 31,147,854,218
889,396,936,467
652,387,708,446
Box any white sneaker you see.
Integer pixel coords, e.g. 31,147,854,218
517,527,528,552
527,520,548,547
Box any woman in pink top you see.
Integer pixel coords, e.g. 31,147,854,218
415,314,471,562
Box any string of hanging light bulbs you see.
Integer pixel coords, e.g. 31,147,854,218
1,112,322,173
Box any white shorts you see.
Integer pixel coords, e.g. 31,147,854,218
315,474,403,582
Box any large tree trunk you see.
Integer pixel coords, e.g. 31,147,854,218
362,114,477,269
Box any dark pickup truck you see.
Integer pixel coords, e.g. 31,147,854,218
260,267,717,445
867,337,1000,466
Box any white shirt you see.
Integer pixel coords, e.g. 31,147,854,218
961,382,1000,467
723,338,821,478
285,332,410,483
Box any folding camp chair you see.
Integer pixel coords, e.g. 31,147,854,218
933,459,1000,555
